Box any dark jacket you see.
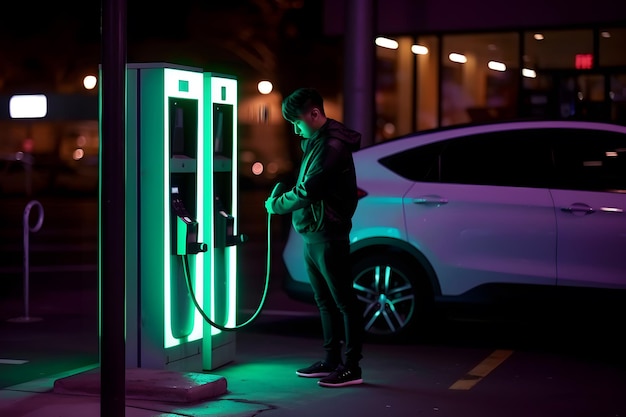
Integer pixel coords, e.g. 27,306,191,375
269,118,361,243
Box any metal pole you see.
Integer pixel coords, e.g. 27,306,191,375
343,0,376,147
101,0,127,416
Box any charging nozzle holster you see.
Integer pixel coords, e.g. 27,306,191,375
175,215,208,255
214,196,248,248
172,189,208,255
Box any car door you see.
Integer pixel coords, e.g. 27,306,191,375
550,128,626,289
401,129,558,297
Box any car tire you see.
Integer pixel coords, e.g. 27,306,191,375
352,253,434,341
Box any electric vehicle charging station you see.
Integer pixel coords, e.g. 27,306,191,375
103,62,241,372
203,70,241,371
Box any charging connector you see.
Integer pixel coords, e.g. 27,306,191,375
180,208,273,331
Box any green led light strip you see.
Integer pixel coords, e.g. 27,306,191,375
163,68,204,348
210,76,238,334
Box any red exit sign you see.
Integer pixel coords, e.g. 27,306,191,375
575,54,593,69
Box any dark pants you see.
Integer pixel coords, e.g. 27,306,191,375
304,239,364,368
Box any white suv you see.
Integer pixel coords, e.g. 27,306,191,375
282,120,626,339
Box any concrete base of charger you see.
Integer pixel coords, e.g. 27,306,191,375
53,367,228,403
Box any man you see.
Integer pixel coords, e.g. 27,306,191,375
265,87,364,388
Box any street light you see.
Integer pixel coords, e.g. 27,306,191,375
83,75,98,90
257,80,273,95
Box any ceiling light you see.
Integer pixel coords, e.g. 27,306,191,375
375,37,399,49
448,53,467,64
411,44,429,55
488,61,506,71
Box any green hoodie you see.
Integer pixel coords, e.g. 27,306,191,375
269,118,362,243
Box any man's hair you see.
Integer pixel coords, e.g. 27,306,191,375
282,88,325,123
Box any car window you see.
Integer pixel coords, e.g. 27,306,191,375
378,140,443,182
551,128,626,193
439,130,554,188
379,129,554,188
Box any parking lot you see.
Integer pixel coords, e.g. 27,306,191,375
2,192,626,416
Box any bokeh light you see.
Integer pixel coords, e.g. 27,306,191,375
73,148,84,160
257,81,273,95
267,161,278,174
251,161,264,175
83,75,97,90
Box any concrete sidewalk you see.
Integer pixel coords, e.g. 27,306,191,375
0,193,336,417
0,315,376,417
0,276,328,417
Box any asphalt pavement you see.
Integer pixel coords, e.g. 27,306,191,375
0,191,324,417
2,193,626,416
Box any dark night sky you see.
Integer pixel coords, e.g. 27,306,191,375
0,2,99,39
0,1,337,95
0,1,325,47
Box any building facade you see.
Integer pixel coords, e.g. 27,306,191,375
325,0,626,141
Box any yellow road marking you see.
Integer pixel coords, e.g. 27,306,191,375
449,349,513,390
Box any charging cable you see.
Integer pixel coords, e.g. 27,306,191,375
181,187,282,331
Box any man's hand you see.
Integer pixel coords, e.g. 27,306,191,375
265,197,277,215
266,182,287,214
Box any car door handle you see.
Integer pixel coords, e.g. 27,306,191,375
412,196,448,205
561,203,595,215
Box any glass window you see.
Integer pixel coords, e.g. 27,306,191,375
521,30,603,120
378,139,443,182
610,74,626,125
520,72,555,118
574,74,609,121
599,28,626,67
524,30,593,70
551,129,626,192
415,35,439,131
375,36,416,142
439,130,553,188
378,129,556,188
441,33,519,127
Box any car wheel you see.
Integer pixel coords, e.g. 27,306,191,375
352,254,432,340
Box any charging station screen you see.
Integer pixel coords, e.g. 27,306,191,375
170,98,199,158
213,104,233,158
